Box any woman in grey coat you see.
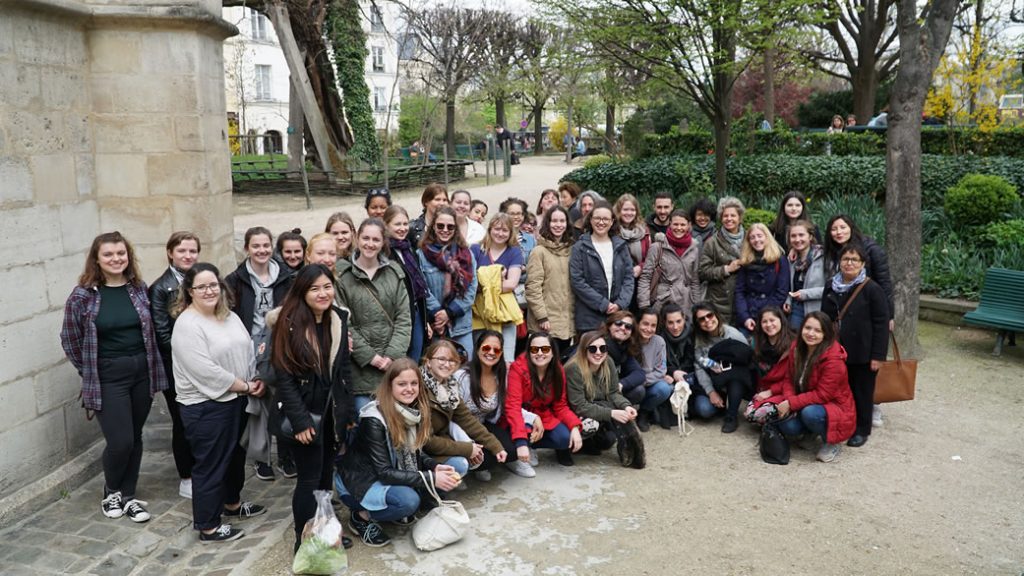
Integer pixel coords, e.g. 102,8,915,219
784,220,825,330
569,202,634,334
637,209,700,317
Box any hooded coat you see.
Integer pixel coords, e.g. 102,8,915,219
525,236,575,339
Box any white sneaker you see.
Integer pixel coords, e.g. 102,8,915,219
872,405,884,428
101,491,124,519
505,460,536,478
179,478,192,499
122,499,151,523
816,443,841,463
528,448,539,467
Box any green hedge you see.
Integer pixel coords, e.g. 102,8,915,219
563,154,1024,210
633,127,1024,159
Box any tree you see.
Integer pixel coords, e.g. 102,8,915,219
478,11,523,130
403,4,494,157
517,20,564,154
326,0,381,165
886,0,960,356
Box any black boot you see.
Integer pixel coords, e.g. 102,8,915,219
636,410,651,432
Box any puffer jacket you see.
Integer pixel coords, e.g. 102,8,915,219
525,237,575,339
637,233,700,315
759,341,855,444
335,255,412,396
698,229,742,325
734,257,791,327
569,234,634,333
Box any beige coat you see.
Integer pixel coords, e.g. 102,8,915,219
525,237,575,340
637,233,700,316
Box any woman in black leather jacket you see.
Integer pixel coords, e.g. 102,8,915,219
269,264,354,552
149,231,201,500
336,357,462,547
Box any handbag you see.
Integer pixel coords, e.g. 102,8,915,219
280,412,323,444
759,420,790,465
412,471,470,551
874,333,917,403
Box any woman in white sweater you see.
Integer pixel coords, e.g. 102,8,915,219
172,263,268,543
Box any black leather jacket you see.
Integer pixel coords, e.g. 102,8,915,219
149,266,181,377
224,261,295,335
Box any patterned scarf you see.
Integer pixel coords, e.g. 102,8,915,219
389,238,428,301
722,226,745,252
420,366,461,412
792,245,821,273
393,402,421,471
664,229,693,257
421,242,474,303
831,268,867,294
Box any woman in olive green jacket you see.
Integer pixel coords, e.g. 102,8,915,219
698,197,745,326
335,219,411,410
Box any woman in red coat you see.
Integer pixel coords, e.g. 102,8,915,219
505,332,584,474
754,311,855,463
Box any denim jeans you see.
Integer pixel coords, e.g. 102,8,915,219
340,486,420,523
410,306,426,362
788,301,806,331
639,380,673,412
689,393,720,419
777,404,828,442
531,422,572,450
353,395,374,413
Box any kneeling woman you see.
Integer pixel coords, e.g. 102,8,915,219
754,312,856,463
269,265,354,552
565,331,638,455
337,359,462,547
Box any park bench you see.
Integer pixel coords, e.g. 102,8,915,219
961,267,1024,355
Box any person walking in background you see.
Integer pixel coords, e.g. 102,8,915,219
61,231,168,523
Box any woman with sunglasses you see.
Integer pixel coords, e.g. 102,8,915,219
506,333,583,471
600,312,647,427
569,201,634,334
418,206,478,356
526,206,576,356
565,331,638,456
691,302,752,433
268,264,354,553
336,219,412,413
419,340,504,481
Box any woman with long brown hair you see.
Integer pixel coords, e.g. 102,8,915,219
418,205,478,355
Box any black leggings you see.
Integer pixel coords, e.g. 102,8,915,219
712,370,752,422
479,421,517,470
96,353,152,500
847,363,877,437
290,415,336,551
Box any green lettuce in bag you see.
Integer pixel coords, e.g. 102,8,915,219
292,490,347,575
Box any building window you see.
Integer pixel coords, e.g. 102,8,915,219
373,87,387,112
370,6,385,32
254,64,272,101
371,46,385,73
250,9,269,41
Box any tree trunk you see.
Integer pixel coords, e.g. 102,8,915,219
886,0,959,357
565,101,574,163
713,115,729,194
533,103,545,153
763,47,775,127
287,80,304,174
496,96,506,130
605,103,616,154
445,98,457,158
852,60,879,124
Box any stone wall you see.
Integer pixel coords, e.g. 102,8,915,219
0,0,236,527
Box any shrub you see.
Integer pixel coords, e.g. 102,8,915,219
921,236,1024,299
582,154,613,169
743,208,775,228
981,219,1024,248
944,174,1019,226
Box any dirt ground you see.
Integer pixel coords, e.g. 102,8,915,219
233,157,1023,575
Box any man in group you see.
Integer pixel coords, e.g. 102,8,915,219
646,191,674,236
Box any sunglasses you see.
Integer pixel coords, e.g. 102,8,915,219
613,320,634,330
696,313,715,323
479,344,503,356
368,188,389,197
529,345,552,355
586,344,608,354
435,223,456,232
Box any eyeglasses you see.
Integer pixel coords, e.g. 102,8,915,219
529,345,552,355
696,313,715,323
435,223,456,232
590,216,612,223
586,344,608,354
430,357,458,366
479,345,502,356
191,283,220,293
841,257,863,264
613,320,634,330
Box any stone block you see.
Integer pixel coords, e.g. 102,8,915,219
88,31,141,74
0,204,63,266
0,13,12,56
59,200,100,254
76,153,95,198
0,63,41,110
0,409,66,497
0,378,36,435
140,31,197,75
135,245,168,281
95,154,148,198
33,362,80,416
6,110,67,156
0,310,66,384
173,115,205,152
64,402,101,454
147,153,210,198
99,197,173,246
31,154,77,204
39,66,85,112
44,253,84,311
13,15,67,66
64,113,92,153
0,157,33,204
0,264,49,323
92,114,174,154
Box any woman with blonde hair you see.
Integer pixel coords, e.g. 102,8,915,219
471,212,523,360
304,233,338,272
734,222,791,335
336,358,462,547
325,212,356,260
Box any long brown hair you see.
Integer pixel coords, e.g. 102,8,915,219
527,332,565,402
792,311,837,392
565,331,614,399
270,264,334,375
419,206,467,250
754,306,793,364
375,358,432,450
79,231,143,288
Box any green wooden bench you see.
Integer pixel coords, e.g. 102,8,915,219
962,267,1024,355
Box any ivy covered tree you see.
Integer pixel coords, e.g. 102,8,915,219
327,0,381,166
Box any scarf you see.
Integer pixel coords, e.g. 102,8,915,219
745,251,769,274
664,229,693,257
831,268,867,294
792,245,821,273
618,223,648,242
393,402,421,472
390,238,428,301
421,366,461,412
722,226,744,252
421,242,474,303
692,222,715,244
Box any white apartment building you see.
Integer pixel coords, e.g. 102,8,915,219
222,4,401,156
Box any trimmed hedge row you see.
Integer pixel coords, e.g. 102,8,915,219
562,154,1024,209
632,128,1024,159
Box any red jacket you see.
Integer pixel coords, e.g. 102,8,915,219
505,354,582,445
759,341,855,444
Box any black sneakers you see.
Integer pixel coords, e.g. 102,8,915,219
101,492,124,519
254,461,275,481
223,502,266,519
199,524,245,543
349,510,391,547
122,499,151,523
278,459,298,479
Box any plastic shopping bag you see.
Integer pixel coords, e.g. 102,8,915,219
292,490,348,575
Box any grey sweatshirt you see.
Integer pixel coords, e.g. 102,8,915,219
172,309,255,405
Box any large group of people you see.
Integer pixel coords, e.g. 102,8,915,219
60,180,894,557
